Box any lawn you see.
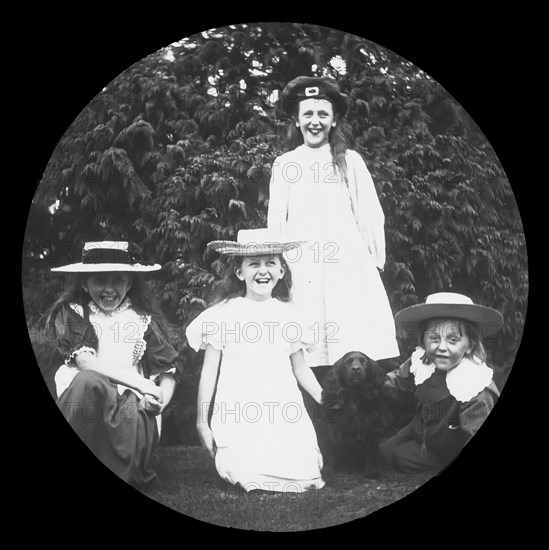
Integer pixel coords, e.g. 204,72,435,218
140,444,434,532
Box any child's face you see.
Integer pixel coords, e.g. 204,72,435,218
423,318,472,372
297,98,336,148
235,255,285,301
82,272,132,312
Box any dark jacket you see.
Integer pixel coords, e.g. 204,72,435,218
385,357,499,459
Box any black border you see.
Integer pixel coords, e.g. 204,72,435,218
21,11,532,543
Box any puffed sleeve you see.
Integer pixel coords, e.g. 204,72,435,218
185,303,226,352
141,317,179,380
49,303,98,364
458,382,499,441
267,153,290,238
346,150,386,269
283,302,317,356
49,303,98,397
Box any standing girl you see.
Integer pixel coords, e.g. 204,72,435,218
186,229,325,493
380,292,503,472
45,241,179,486
268,76,399,367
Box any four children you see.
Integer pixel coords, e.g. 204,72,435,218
40,76,506,491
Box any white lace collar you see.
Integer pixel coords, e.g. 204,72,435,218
88,297,133,317
409,347,493,402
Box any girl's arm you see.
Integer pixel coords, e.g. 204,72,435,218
458,385,498,441
348,151,386,270
157,372,176,408
196,344,222,458
74,351,162,400
291,349,323,405
384,357,416,401
141,372,176,415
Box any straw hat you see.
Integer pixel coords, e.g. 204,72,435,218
207,229,304,256
279,76,348,117
50,241,161,272
395,292,503,335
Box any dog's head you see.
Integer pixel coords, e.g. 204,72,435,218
337,351,384,389
322,351,385,405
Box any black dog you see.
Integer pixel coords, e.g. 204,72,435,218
316,351,400,479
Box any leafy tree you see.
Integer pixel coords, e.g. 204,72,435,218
23,22,527,444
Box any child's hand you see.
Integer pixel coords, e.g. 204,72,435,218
140,378,163,401
196,425,216,458
140,394,163,415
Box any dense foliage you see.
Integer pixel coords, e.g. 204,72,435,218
23,23,527,444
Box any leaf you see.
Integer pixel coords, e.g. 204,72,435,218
228,199,246,214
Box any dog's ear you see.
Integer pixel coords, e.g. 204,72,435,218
332,353,347,372
322,354,347,397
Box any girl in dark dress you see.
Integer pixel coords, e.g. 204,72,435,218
45,241,179,486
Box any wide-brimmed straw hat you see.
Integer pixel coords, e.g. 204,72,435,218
50,241,161,272
207,229,304,257
395,292,503,336
279,76,348,117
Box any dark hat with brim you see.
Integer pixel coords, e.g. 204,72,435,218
207,229,304,257
51,241,161,273
280,76,348,117
395,292,503,336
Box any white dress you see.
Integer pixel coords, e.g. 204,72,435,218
186,296,325,492
268,143,400,364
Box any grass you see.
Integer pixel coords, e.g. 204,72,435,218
140,444,433,532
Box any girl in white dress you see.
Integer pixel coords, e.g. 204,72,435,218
268,76,400,366
186,229,325,493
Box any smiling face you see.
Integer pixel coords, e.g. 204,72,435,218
296,98,336,148
423,318,472,372
82,272,132,313
235,255,286,301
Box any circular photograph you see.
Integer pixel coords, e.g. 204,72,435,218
23,22,528,532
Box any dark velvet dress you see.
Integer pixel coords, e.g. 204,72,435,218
380,351,499,473
51,299,178,486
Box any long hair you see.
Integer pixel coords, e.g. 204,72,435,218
284,104,353,184
418,318,488,364
209,255,292,306
44,272,169,337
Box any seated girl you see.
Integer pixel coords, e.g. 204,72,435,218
380,292,503,473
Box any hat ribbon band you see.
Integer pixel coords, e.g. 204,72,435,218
298,91,330,101
83,248,145,265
